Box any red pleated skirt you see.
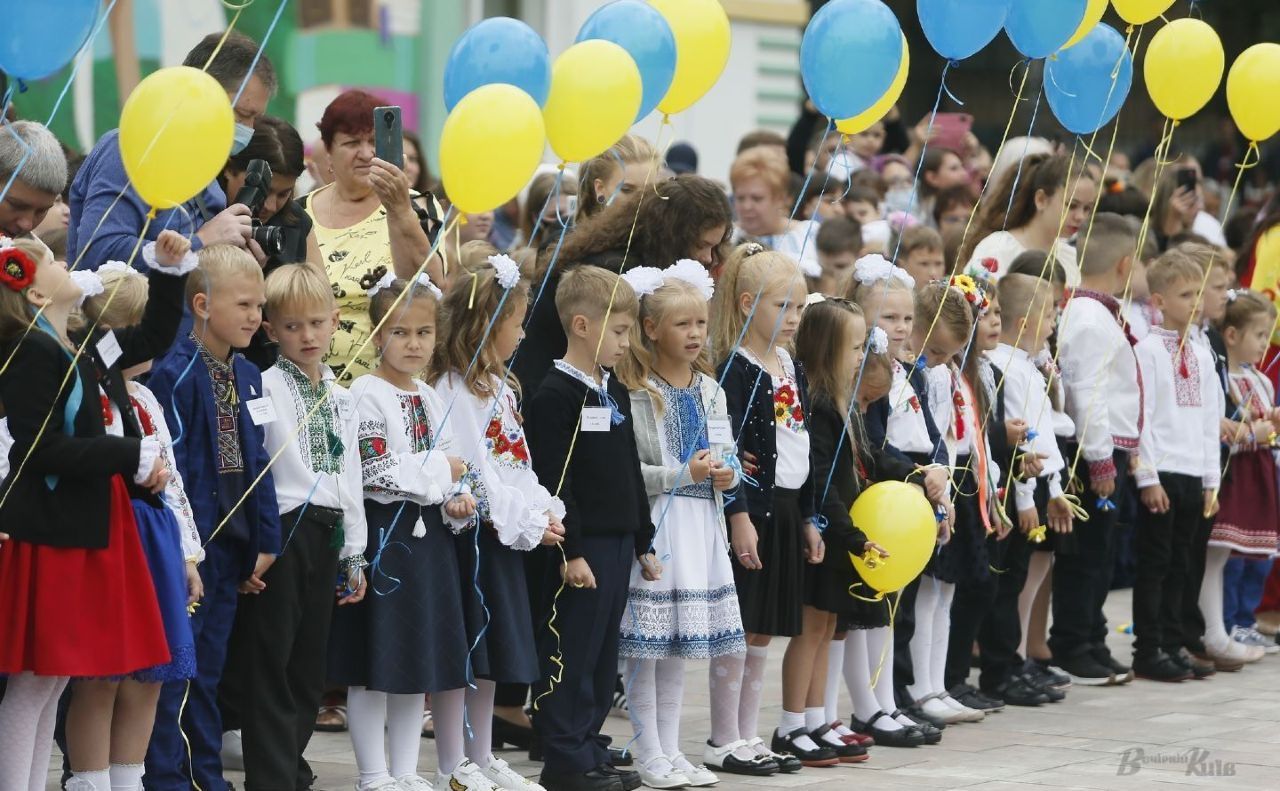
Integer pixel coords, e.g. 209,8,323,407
0,475,170,676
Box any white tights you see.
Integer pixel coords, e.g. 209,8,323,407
347,686,432,787
906,577,955,701
1199,545,1230,650
624,657,685,770
0,673,69,791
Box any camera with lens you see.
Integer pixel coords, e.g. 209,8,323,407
234,159,304,261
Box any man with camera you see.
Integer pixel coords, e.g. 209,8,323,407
67,32,277,271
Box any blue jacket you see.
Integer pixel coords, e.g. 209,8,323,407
67,129,227,272
148,335,282,578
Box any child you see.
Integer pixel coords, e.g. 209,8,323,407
847,121,886,170
614,261,745,787
431,250,571,791
1201,289,1276,664
327,273,485,791
146,244,283,791
792,297,891,765
225,264,369,789
708,244,817,770
813,217,861,297
893,226,946,285
1051,213,1140,686
843,187,881,227
0,234,187,791
75,254,205,791
1131,249,1221,682
525,266,659,791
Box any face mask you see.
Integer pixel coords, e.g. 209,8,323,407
230,122,254,155
884,186,914,214
825,153,856,183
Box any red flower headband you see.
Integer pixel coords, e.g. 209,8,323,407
0,245,36,293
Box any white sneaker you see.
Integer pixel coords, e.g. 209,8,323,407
669,754,718,787
637,757,690,789
1233,625,1280,654
938,694,985,722
221,730,244,772
919,696,967,724
438,760,499,791
396,776,434,791
478,756,545,790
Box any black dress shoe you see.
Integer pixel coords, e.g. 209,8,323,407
1133,651,1192,682
859,711,925,748
1089,646,1134,684
1173,648,1215,679
770,728,839,767
597,763,641,791
810,724,869,763
949,683,1005,712
539,768,625,791
893,710,942,744
992,673,1050,706
702,740,778,776
607,747,633,767
904,703,948,729
492,715,534,750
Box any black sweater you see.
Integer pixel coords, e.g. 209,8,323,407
525,366,655,560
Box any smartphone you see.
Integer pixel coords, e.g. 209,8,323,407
933,112,973,154
373,105,403,169
1176,167,1198,192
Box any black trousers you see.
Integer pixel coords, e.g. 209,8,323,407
532,535,632,775
1049,449,1130,661
225,506,341,791
1132,473,1204,658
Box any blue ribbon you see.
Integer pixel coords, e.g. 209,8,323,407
369,524,410,597
813,514,829,534
597,386,627,426
1096,497,1116,512
463,513,492,739
35,314,83,490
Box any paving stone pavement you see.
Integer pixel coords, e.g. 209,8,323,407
48,589,1280,790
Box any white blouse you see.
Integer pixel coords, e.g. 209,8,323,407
967,230,1080,288
740,347,810,490
989,343,1066,512
886,360,935,456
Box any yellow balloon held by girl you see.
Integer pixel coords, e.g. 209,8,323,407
847,481,938,597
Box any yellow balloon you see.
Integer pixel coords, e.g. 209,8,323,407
544,40,642,164
836,35,908,136
1111,0,1174,25
1062,0,1108,50
650,0,731,116
440,84,546,215
118,66,233,211
846,481,937,596
1143,18,1223,121
1227,44,1280,143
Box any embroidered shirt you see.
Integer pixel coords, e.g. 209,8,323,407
739,347,810,490
653,376,713,500
1133,327,1220,489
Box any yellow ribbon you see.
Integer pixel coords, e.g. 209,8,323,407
1027,525,1047,544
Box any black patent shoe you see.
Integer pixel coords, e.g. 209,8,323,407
770,728,839,768
810,724,869,763
860,711,925,748
702,739,778,776
893,709,942,744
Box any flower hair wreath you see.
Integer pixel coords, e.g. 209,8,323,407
948,273,990,315
0,244,36,293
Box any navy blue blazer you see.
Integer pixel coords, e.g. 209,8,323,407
865,363,947,468
148,335,282,577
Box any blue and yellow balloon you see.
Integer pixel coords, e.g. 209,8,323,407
649,0,731,115
543,40,643,164
443,17,551,110
576,0,676,124
802,0,903,122
1046,23,1132,135
1004,0,1088,60
440,84,546,214
836,36,909,136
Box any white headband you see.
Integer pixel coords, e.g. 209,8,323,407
621,260,716,302
487,254,522,290
852,254,915,289
366,271,442,301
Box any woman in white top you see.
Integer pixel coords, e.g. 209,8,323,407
961,153,1096,287
730,147,821,279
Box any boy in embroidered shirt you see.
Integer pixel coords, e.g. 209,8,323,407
1051,213,1140,687
145,245,282,791
226,264,369,788
1131,250,1222,682
525,266,660,791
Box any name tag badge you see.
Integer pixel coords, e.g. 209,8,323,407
334,394,354,421
581,407,611,432
707,417,734,445
246,397,278,426
96,331,123,369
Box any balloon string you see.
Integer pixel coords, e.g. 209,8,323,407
231,0,287,108
1000,87,1044,229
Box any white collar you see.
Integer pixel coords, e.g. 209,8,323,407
554,359,609,391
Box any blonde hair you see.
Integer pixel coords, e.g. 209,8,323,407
794,297,864,418
0,238,54,342
1176,240,1232,275
915,281,974,345
1147,249,1203,296
996,272,1051,324
858,348,893,404
186,244,263,310
1220,288,1275,332
83,269,148,329
429,252,530,399
264,264,334,320
711,244,804,363
554,265,638,336
729,146,791,201
892,225,944,259
459,239,499,272
616,278,711,406
577,134,659,222
845,267,914,309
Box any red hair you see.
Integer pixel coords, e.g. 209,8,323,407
317,90,381,149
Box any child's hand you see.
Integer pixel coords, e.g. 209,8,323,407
1270,407,1280,430
937,502,954,545
185,560,204,606
1005,418,1029,446
863,541,889,559
919,466,947,503
1221,418,1247,444
542,513,565,546
337,568,368,605
154,229,192,267
238,552,276,594
1140,484,1170,514
448,456,468,482
561,557,596,589
730,513,761,570
1047,497,1073,534
688,449,712,483
709,460,735,491
1092,475,1116,501
1204,489,1220,519
1020,452,1048,480
0,531,8,545
1251,419,1274,444
139,457,170,494
444,494,476,520
803,521,825,564
1018,507,1039,535
638,552,663,581
739,451,759,478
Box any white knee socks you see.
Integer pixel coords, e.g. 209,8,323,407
906,577,940,702
823,637,845,725
108,762,145,791
0,672,69,791
931,581,955,695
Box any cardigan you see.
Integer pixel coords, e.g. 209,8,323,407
717,351,816,522
148,335,282,577
865,361,947,468
0,266,186,547
525,365,655,560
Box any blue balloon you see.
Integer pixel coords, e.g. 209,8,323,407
801,0,903,121
576,1,676,123
1005,0,1088,59
0,0,99,81
918,0,1011,62
444,17,551,111
1046,23,1133,135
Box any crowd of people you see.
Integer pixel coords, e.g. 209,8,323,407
1,26,1280,791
